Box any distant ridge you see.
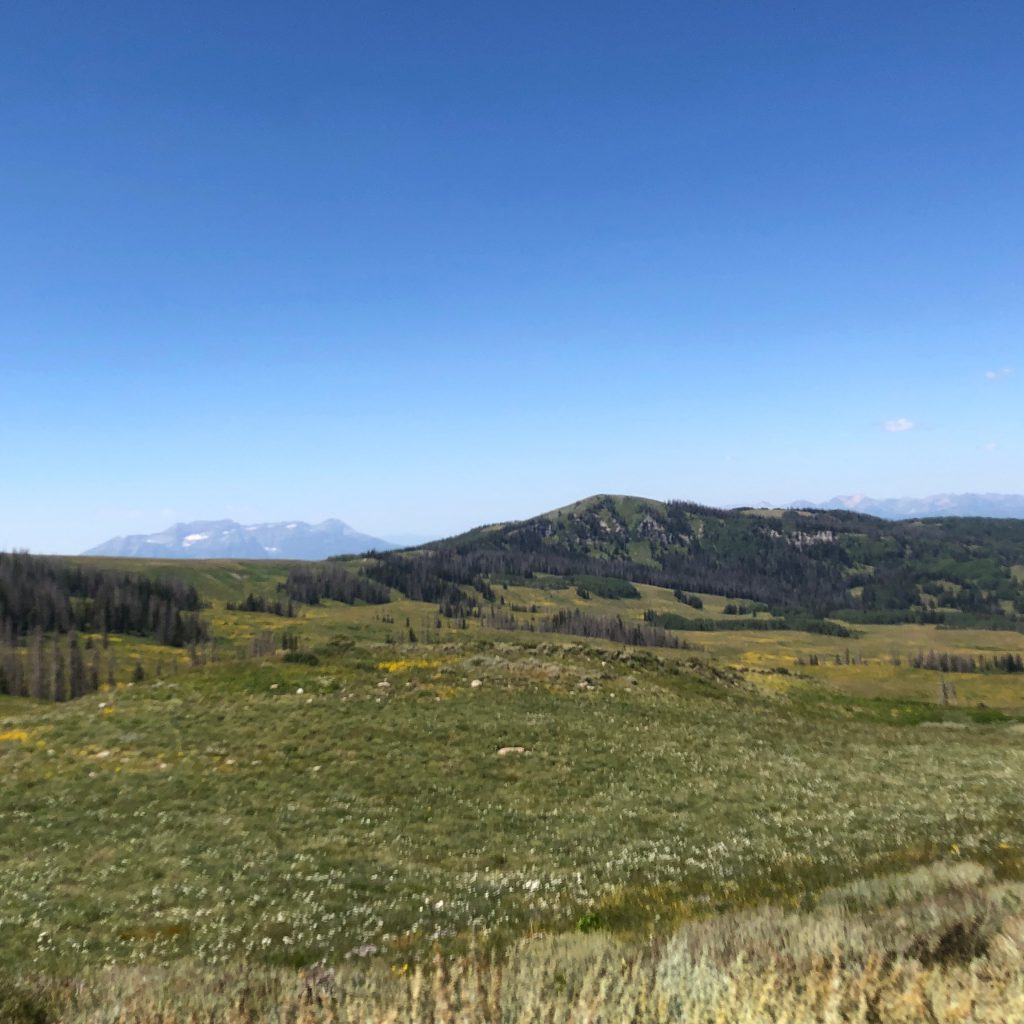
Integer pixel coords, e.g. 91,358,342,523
380,492,1024,621
788,493,1024,520
83,519,397,560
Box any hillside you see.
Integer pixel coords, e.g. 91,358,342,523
359,494,1024,625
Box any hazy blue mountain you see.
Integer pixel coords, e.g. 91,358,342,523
789,493,1024,520
83,519,397,559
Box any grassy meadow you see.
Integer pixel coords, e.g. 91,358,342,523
14,862,1023,1022
3,558,1024,1020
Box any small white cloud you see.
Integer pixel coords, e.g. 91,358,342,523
883,418,914,433
981,441,999,451
984,368,1014,381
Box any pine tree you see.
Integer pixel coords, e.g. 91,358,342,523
28,627,45,700
68,631,85,700
51,635,67,702
0,647,23,696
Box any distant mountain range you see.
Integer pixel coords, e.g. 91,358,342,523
79,493,1024,562
787,493,1024,520
83,519,398,560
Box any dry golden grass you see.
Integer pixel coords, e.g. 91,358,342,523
11,862,1021,1023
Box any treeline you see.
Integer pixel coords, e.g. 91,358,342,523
643,610,855,638
857,568,1012,618
481,606,685,649
542,609,684,648
366,544,849,620
827,516,1024,622
1,630,125,701
840,607,1024,632
646,610,788,633
909,649,1024,674
937,614,1024,633
226,593,295,617
660,503,855,616
0,552,207,646
723,602,769,615
362,552,491,607
226,565,393,612
284,563,391,606
840,608,949,626
571,576,640,599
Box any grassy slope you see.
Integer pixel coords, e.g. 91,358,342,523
71,556,298,604
24,862,1024,1022
484,575,1024,712
4,553,1024,997
3,625,1024,975
18,550,1024,710
16,548,1024,709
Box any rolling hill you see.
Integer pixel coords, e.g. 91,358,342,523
358,494,1024,625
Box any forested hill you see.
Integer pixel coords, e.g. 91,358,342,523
359,494,1024,623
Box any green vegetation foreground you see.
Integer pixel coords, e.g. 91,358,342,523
2,637,1023,974
5,862,1023,1022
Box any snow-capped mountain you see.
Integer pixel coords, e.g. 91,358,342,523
83,519,397,560
789,493,1024,520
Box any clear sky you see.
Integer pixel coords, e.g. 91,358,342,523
2,1,1022,552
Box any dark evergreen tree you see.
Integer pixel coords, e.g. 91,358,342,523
51,636,67,703
89,647,101,693
68,631,85,700
28,627,44,700
0,552,208,646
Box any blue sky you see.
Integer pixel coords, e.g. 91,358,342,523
2,1,1021,552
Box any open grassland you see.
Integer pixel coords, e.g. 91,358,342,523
73,557,302,606
466,576,1024,714
5,558,1024,1019
492,580,782,622
5,862,1024,1022
3,631,1024,976
71,557,1024,712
